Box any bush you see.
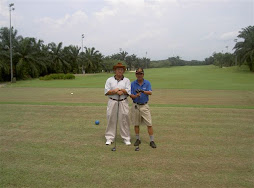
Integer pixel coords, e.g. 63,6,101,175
64,74,75,79
39,75,51,80
39,73,75,80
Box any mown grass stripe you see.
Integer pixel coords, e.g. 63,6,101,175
0,101,106,107
150,103,254,109
1,101,254,109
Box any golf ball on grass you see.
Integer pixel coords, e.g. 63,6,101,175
71,92,73,95
95,120,100,125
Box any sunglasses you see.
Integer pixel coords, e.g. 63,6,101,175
136,72,143,75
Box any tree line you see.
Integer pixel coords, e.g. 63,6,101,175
150,56,211,68
1,25,253,81
0,27,151,81
150,53,236,68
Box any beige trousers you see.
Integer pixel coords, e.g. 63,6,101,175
105,99,131,142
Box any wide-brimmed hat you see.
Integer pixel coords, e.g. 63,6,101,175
113,62,126,71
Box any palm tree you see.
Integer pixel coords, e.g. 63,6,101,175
127,54,137,69
63,45,80,74
125,55,133,70
48,42,70,73
82,47,103,73
101,56,119,72
119,51,128,61
0,27,23,81
233,26,254,72
0,44,10,81
0,27,23,49
0,58,9,81
213,52,224,68
14,37,47,79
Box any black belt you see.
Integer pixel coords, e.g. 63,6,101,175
134,102,147,105
110,97,127,101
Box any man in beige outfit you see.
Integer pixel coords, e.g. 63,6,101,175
104,63,131,146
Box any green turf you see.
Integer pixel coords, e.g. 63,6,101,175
145,65,254,90
1,105,253,187
1,65,254,187
4,65,254,90
0,101,254,109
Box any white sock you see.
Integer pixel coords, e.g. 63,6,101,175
136,134,140,140
150,135,154,142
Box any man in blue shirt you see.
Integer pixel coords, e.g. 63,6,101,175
130,68,157,148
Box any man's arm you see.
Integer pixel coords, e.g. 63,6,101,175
105,88,121,95
119,88,128,95
143,90,152,95
130,92,141,99
144,81,152,95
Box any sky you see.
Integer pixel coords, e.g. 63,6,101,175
0,0,253,61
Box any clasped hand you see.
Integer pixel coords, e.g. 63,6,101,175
113,88,124,95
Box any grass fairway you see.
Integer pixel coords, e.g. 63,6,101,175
4,65,254,90
1,65,254,187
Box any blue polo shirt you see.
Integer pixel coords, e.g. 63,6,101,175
131,79,152,104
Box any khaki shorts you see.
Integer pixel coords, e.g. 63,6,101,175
131,103,152,126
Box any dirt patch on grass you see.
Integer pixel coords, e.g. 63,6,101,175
0,83,6,88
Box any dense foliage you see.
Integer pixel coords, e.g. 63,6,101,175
205,52,236,68
0,27,151,81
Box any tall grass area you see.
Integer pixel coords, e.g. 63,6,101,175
5,65,254,90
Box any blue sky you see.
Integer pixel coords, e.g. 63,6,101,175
0,0,253,60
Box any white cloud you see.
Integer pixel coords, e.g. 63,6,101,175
0,0,9,26
219,31,239,40
0,0,252,60
36,10,88,43
38,10,88,27
95,6,118,20
34,0,251,59
200,30,238,41
201,32,217,40
179,0,236,3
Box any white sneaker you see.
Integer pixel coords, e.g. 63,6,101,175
124,140,131,146
105,140,112,145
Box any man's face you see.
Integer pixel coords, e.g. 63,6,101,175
136,72,144,80
115,68,124,76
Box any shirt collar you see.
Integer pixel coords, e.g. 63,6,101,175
135,79,145,85
114,75,124,81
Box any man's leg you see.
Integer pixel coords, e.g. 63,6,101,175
131,103,141,146
147,126,156,148
105,100,117,144
135,126,140,135
119,100,131,145
134,126,141,146
135,125,140,140
147,126,153,136
147,126,154,141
